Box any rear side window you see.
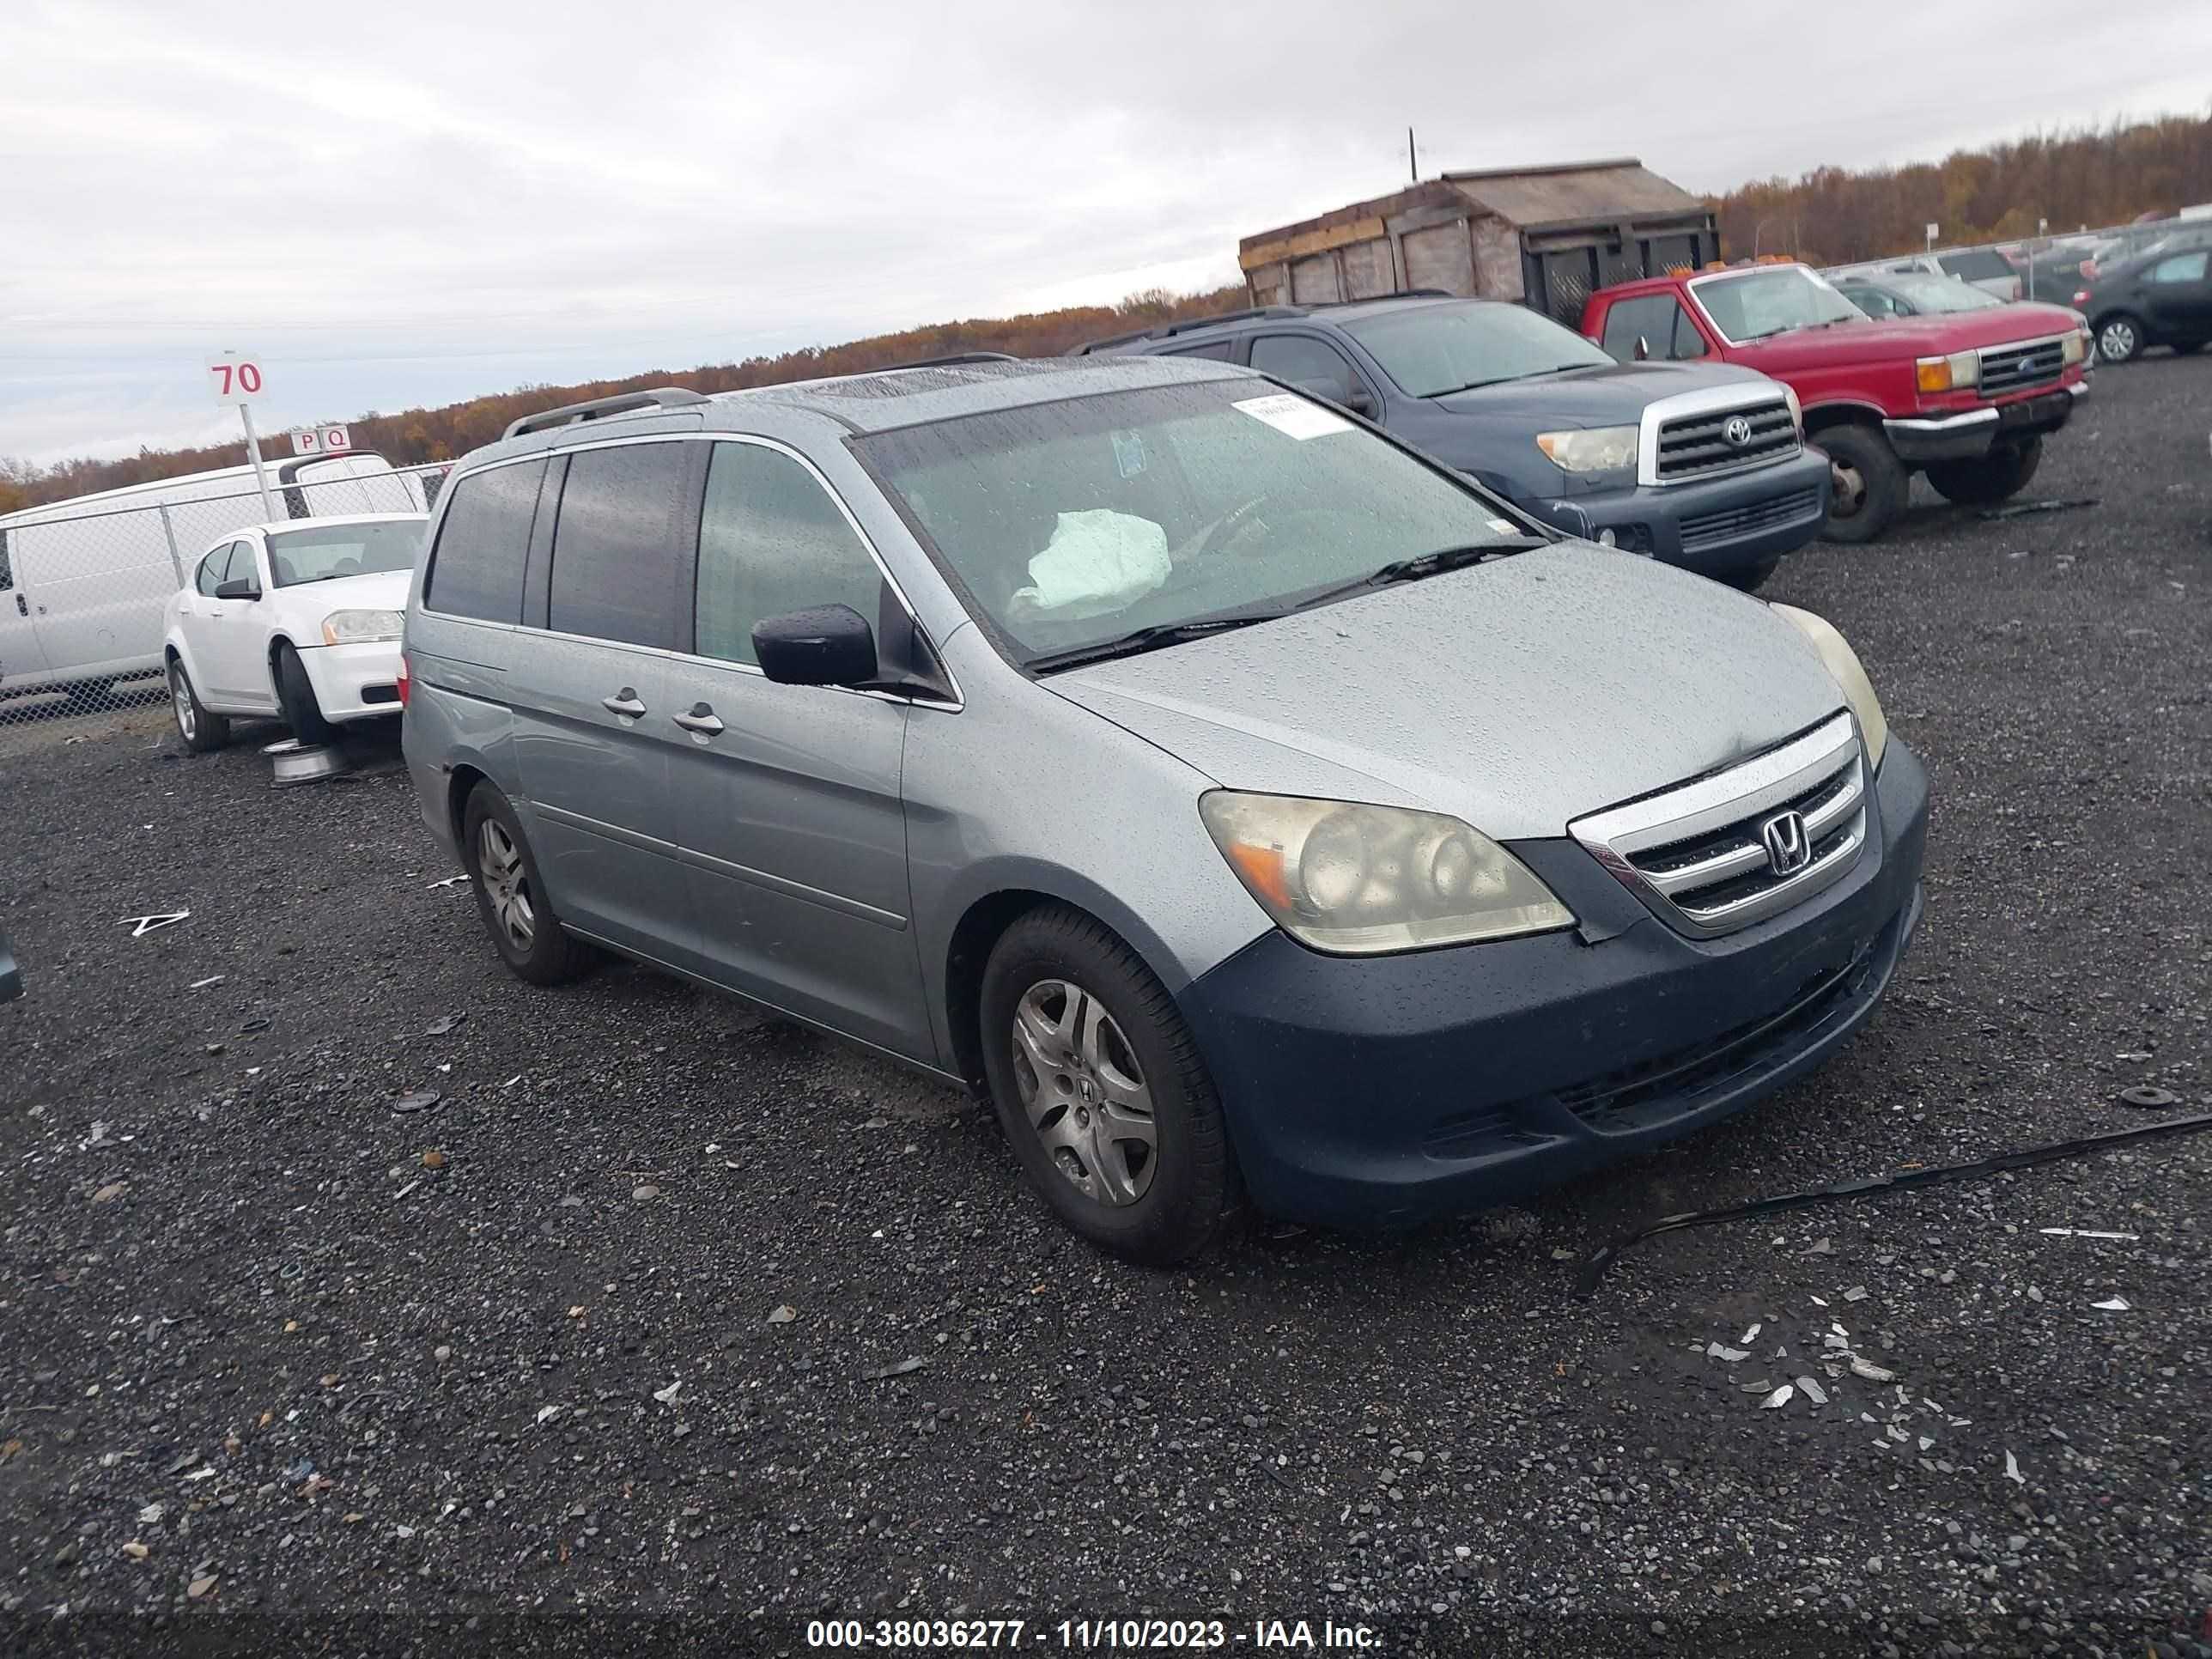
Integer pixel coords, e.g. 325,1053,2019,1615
694,443,883,666
547,441,692,649
424,460,546,623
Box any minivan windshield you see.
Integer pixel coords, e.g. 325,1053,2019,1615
860,380,1541,668
264,519,425,586
1340,300,1615,397
1692,266,1866,343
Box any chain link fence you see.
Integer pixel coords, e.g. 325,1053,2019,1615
0,458,450,729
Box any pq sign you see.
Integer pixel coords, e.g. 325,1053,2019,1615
290,424,354,456
206,352,269,404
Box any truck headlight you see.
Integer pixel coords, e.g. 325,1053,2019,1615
321,609,404,645
1770,605,1888,767
1535,426,1639,473
2062,327,2088,366
1782,384,1803,434
1199,793,1575,955
1914,351,1980,394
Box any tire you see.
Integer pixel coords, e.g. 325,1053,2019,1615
273,643,337,745
1721,555,1781,594
2095,313,2145,365
978,905,1237,1265
167,659,230,753
1815,425,1909,545
460,784,597,986
1924,435,2044,507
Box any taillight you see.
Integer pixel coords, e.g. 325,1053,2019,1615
2072,289,2091,306
396,653,411,707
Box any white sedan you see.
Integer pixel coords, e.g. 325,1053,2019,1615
162,514,425,750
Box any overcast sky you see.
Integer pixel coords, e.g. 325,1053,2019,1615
4,0,2210,468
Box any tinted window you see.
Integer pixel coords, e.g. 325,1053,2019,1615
1936,248,2013,281
1249,336,1358,400
1600,295,1675,362
2149,251,2209,283
194,545,231,596
424,460,545,623
547,442,690,649
695,444,884,666
1164,341,1234,361
1669,302,1709,358
1344,300,1613,392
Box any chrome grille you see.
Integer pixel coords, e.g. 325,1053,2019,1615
1653,398,1800,483
1978,336,2066,397
1569,713,1866,939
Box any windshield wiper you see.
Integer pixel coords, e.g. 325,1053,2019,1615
1283,540,1547,613
1025,613,1282,673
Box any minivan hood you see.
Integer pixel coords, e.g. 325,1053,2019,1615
1048,546,1846,842
1425,359,1771,425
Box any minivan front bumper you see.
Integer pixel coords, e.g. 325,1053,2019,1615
1176,740,1929,1231
1528,447,1831,584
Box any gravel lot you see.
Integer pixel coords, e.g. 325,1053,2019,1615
3,354,2208,1659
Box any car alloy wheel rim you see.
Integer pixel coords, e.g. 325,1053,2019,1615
1830,461,1868,516
2100,321,2135,360
1010,978,1157,1206
476,820,536,950
170,669,195,740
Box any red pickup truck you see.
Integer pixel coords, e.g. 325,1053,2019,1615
1581,262,2091,542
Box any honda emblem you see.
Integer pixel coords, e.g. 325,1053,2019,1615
1759,809,1813,877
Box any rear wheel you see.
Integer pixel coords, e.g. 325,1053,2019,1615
979,906,1237,1265
1925,435,2044,507
1816,425,1908,545
460,783,596,986
273,643,336,745
167,659,229,753
2095,313,2145,365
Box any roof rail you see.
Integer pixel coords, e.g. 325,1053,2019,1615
1073,327,1158,356
1073,302,1316,356
875,350,1019,371
503,387,708,441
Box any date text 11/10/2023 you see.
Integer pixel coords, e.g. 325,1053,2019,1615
803,1617,1382,1650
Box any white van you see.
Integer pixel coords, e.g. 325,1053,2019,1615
0,452,429,706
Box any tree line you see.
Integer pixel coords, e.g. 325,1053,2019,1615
1711,110,2212,265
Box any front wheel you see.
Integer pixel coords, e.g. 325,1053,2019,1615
979,906,1237,1265
1816,425,1908,545
274,644,337,745
2096,313,2145,365
1925,435,2043,507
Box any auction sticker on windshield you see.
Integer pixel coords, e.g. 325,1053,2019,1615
1233,393,1352,441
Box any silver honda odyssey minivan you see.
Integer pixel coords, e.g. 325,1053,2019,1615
400,356,1927,1263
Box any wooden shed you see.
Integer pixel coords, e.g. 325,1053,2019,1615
1238,159,1721,324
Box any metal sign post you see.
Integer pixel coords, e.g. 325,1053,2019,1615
206,351,280,522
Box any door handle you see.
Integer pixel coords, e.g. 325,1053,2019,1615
601,689,647,718
672,703,725,737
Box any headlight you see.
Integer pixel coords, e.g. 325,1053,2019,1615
1535,426,1639,473
1782,384,1803,434
1914,351,1980,394
2062,328,2088,365
1770,604,1888,767
1198,792,1575,955
321,609,404,645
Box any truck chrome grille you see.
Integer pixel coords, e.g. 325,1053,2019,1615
1652,398,1800,483
1569,713,1866,939
1978,336,2067,397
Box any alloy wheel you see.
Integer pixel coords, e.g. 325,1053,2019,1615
1829,460,1868,518
169,666,195,741
1010,978,1157,1206
477,819,537,950
2099,319,2137,362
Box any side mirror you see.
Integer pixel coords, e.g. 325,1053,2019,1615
752,604,878,688
1633,334,1652,362
215,578,260,601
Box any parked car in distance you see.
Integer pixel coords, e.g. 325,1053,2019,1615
163,514,424,750
0,451,428,712
0,918,21,1001
1081,294,1827,592
1826,247,2021,301
1582,263,2091,543
403,362,1927,1265
2069,244,2212,364
1832,270,2004,319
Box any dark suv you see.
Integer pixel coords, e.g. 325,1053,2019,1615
1081,295,1831,591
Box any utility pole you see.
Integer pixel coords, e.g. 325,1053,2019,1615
1407,126,1417,185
